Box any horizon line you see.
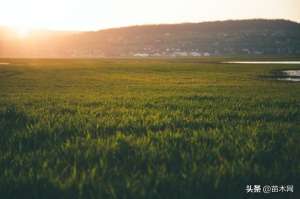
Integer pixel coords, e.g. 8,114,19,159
1,18,299,33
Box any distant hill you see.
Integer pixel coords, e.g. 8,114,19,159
1,19,300,58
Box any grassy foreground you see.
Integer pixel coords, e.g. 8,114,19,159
0,58,299,199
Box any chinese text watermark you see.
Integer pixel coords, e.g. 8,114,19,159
246,185,294,194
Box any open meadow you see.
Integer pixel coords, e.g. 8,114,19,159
0,58,299,198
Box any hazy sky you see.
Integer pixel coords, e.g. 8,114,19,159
1,0,300,31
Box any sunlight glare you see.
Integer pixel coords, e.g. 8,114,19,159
0,0,299,31
15,27,31,38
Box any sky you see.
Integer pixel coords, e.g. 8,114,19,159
0,0,300,31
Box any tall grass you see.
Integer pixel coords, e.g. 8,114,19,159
0,58,299,198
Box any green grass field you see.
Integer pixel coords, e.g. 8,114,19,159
0,58,299,199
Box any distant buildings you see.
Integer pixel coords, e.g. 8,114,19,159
131,50,212,57
134,53,149,57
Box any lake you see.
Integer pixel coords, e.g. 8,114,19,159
224,61,300,82
278,70,300,82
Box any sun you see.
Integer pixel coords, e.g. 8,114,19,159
14,27,32,39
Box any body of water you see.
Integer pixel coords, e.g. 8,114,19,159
278,70,300,82
283,70,300,76
224,61,300,82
